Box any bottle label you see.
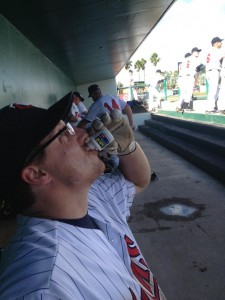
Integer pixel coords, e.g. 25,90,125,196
90,128,114,151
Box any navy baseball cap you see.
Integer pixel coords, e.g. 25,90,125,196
88,84,101,97
0,92,73,200
211,37,223,45
73,91,84,102
191,47,201,53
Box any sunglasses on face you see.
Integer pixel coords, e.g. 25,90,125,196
25,123,75,164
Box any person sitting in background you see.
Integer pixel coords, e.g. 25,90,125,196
0,92,166,300
74,91,88,118
68,91,87,126
77,84,135,129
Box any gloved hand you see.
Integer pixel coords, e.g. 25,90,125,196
90,109,136,156
195,63,205,73
106,109,136,155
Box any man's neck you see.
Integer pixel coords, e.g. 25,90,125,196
23,186,89,219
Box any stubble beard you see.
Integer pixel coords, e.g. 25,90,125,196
53,154,105,188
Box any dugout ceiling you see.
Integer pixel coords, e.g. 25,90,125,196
0,0,176,86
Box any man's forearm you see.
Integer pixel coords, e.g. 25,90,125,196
119,142,151,193
124,105,134,127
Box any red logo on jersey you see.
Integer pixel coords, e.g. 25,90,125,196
206,53,210,63
186,60,190,68
104,99,120,111
125,235,161,300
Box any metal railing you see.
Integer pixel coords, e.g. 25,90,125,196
117,81,168,103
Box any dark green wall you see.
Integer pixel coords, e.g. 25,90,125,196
0,14,75,109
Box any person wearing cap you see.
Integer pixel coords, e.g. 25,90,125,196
74,91,88,118
176,52,192,111
205,36,224,112
68,92,88,126
77,84,135,130
217,54,225,113
149,69,165,111
181,47,202,111
0,93,166,299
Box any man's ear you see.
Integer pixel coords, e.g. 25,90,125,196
21,166,51,186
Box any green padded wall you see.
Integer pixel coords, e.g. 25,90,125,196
0,14,75,109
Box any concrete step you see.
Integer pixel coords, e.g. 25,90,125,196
152,110,225,127
138,123,225,184
151,113,225,138
144,119,225,157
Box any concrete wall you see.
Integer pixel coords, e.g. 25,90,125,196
77,78,117,109
0,14,75,109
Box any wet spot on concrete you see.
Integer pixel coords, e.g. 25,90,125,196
195,180,201,184
128,214,145,223
160,204,197,217
199,267,207,272
143,197,205,221
192,261,207,272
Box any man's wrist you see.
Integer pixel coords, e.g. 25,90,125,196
118,141,136,156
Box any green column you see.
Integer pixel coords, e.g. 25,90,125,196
129,86,133,100
206,79,209,95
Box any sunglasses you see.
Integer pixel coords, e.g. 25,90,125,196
25,123,75,164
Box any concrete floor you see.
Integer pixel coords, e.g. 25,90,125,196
130,129,225,300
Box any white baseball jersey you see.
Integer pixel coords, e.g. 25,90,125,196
180,56,191,77
178,54,203,105
77,102,88,117
151,73,164,88
205,47,223,72
205,48,224,110
217,57,225,110
188,55,201,76
69,103,82,126
220,57,225,78
178,56,193,104
0,171,165,300
84,95,127,122
149,72,164,105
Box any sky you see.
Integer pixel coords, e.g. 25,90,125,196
116,0,225,84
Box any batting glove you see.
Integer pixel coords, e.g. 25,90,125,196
94,109,136,156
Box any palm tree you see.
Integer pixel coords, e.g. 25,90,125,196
134,60,142,81
134,58,147,81
125,60,133,70
163,70,178,89
140,58,147,82
117,81,124,94
150,52,160,67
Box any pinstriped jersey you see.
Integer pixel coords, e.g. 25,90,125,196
0,171,165,300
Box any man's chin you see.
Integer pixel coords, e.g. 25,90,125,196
98,158,106,174
90,155,106,176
